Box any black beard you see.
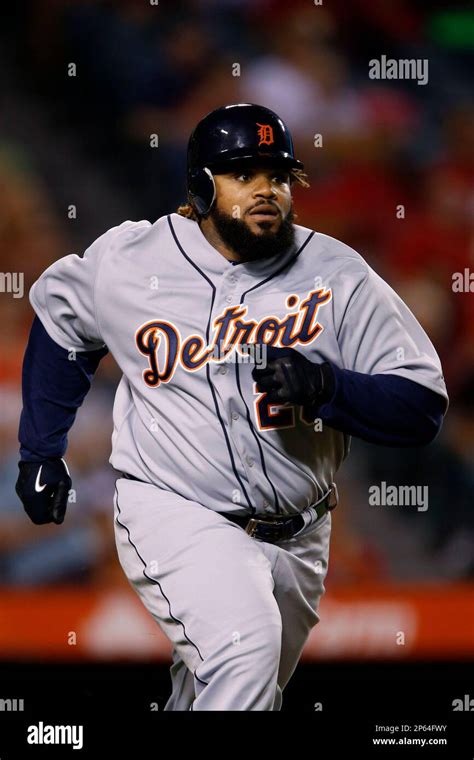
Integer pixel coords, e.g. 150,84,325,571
208,206,296,262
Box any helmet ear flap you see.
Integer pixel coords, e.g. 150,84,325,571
188,167,216,217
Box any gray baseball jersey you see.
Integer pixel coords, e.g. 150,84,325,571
29,213,447,710
30,213,447,517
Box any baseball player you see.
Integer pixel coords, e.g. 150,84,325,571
16,104,448,711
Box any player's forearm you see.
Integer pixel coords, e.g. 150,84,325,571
18,316,108,461
318,363,447,447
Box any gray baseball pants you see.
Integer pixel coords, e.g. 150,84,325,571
114,477,331,711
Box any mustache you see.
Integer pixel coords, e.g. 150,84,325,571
245,201,282,216
247,202,280,214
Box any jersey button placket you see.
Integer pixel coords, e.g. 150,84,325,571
223,269,239,306
215,271,262,499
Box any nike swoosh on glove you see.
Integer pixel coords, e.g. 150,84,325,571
15,458,72,525
251,345,335,414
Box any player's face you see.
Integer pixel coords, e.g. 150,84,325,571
203,164,296,262
214,166,292,235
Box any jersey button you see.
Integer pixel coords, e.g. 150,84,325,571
219,366,228,375
225,295,233,303
231,412,239,421
246,456,254,467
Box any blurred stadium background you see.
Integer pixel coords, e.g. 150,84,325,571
0,0,473,705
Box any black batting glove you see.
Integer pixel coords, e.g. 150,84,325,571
15,458,72,525
252,345,334,413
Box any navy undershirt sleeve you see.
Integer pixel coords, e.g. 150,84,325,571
18,316,108,462
318,362,448,447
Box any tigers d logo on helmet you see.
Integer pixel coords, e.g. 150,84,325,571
186,104,304,215
256,123,274,146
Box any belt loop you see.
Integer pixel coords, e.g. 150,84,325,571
328,482,339,510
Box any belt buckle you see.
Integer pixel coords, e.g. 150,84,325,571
245,516,284,540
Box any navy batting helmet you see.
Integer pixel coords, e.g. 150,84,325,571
187,103,304,216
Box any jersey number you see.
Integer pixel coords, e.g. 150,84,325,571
253,383,314,430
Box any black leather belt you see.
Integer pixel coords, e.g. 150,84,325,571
218,484,338,543
120,473,338,544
